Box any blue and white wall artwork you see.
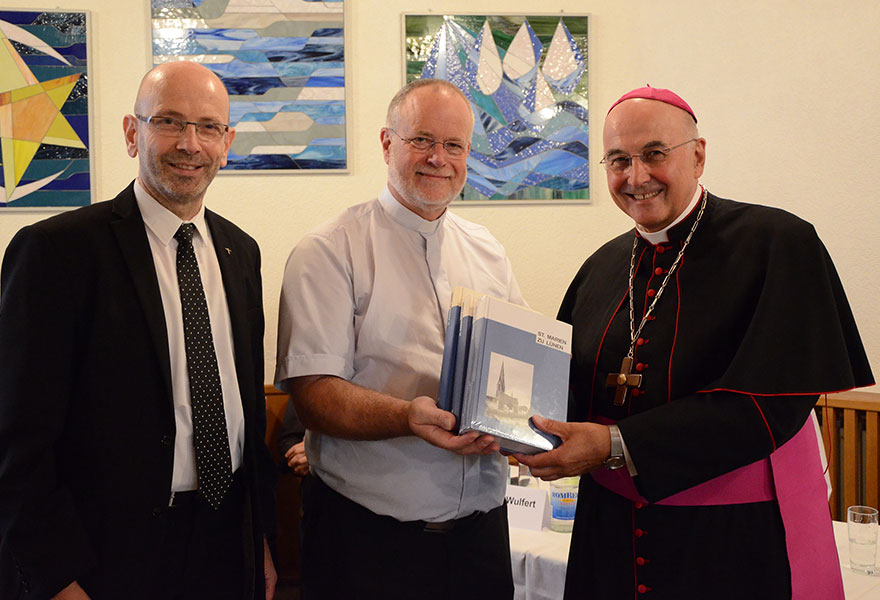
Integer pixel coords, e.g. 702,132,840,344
406,14,589,202
152,0,346,171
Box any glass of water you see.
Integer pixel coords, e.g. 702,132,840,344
847,505,879,574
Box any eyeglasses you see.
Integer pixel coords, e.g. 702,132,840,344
600,138,698,173
386,128,469,157
136,114,229,141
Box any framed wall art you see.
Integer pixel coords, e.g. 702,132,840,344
0,9,92,209
405,14,589,203
151,0,346,172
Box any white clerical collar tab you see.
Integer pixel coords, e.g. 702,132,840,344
635,185,703,245
378,185,445,234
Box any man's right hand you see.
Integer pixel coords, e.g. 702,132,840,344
407,396,500,455
52,581,91,599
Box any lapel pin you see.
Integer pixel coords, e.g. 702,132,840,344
225,247,232,255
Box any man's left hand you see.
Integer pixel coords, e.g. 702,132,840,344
284,441,310,476
263,537,277,600
512,417,611,480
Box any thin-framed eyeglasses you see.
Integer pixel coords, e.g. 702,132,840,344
600,138,698,173
136,114,229,141
385,128,468,157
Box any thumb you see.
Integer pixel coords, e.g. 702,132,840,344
530,415,566,436
412,396,456,431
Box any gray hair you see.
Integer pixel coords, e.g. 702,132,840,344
385,79,473,128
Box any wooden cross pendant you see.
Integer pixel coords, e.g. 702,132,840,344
605,356,642,407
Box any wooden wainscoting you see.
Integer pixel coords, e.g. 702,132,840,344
264,385,302,588
816,391,880,521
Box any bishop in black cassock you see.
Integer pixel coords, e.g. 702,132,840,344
515,86,873,600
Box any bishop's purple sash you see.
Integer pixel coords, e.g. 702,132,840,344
591,418,844,600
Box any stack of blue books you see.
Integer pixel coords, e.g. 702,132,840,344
437,287,572,454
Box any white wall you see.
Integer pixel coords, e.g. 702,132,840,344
2,1,878,387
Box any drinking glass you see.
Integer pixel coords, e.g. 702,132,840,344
847,505,879,574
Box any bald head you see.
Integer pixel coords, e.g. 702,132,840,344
605,98,699,147
134,61,230,121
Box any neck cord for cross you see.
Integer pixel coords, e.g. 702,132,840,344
626,186,708,360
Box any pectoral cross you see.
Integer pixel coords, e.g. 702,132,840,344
605,356,642,406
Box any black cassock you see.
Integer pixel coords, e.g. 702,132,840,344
558,193,873,599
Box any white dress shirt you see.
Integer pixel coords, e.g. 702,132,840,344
275,186,525,522
134,180,244,492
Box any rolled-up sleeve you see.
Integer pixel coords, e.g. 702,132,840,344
274,231,356,391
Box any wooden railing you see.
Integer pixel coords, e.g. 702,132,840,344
815,391,880,521
264,385,301,586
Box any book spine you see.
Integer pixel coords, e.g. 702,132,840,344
450,291,477,433
436,288,464,412
461,294,491,435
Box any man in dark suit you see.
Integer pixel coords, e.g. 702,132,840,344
0,61,276,599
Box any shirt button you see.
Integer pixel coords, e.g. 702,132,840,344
160,435,173,446
646,289,656,298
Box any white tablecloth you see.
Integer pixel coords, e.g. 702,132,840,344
509,520,880,600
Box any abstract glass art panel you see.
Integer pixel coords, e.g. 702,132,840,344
0,10,91,209
406,14,589,202
152,0,346,171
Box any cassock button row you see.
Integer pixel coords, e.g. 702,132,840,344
635,362,646,372
631,388,641,398
634,501,645,509
634,528,646,537
636,556,649,566
636,337,646,346
654,267,664,276
656,246,667,254
638,584,652,594
646,289,657,298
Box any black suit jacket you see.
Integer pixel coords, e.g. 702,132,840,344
0,182,275,599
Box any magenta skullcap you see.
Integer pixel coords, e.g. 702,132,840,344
608,85,697,123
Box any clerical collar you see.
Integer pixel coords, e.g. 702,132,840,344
377,185,446,235
637,185,704,245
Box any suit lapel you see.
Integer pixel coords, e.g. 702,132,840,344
205,211,254,416
109,183,174,404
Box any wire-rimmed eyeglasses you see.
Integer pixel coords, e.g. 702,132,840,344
385,128,469,157
136,114,229,141
600,138,698,173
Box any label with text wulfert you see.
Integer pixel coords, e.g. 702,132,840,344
506,484,550,531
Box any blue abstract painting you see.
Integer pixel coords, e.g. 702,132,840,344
406,15,589,202
0,10,91,209
151,0,346,171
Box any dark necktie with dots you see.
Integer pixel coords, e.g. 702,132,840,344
174,223,233,510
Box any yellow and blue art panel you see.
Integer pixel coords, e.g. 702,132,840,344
406,15,589,202
152,0,345,171
0,10,91,208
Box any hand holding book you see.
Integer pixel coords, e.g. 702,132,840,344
512,417,613,479
407,396,501,455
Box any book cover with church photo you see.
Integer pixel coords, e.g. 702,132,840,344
458,294,572,454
